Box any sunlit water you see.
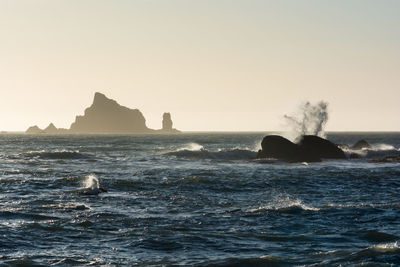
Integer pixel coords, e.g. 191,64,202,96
0,133,399,266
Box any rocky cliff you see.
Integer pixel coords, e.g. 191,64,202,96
70,92,150,133
26,92,180,134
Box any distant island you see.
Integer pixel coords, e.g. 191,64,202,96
26,92,180,134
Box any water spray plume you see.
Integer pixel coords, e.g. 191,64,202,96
283,101,329,141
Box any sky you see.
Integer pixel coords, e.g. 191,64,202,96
0,0,399,131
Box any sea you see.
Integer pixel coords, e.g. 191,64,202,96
0,132,399,266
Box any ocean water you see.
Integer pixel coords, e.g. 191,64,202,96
0,132,400,266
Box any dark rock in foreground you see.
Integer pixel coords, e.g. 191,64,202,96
257,135,346,162
298,135,346,160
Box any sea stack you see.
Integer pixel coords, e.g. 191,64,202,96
162,113,173,131
160,112,180,133
25,92,181,134
70,92,149,133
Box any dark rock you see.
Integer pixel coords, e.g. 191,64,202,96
259,135,302,161
26,125,43,134
257,135,346,162
351,139,371,150
298,135,346,160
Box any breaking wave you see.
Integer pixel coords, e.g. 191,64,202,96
177,143,204,151
246,195,320,213
342,143,400,159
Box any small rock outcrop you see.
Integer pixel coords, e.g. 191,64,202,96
351,139,371,150
257,135,346,162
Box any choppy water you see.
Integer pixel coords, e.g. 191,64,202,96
1,132,400,266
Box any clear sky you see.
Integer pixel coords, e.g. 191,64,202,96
0,0,399,131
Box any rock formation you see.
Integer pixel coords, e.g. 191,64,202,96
298,135,346,160
70,92,149,133
26,125,43,134
351,139,371,150
162,113,173,131
44,123,58,134
160,112,180,133
257,135,346,162
25,92,180,134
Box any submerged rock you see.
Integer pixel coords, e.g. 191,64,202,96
257,135,346,162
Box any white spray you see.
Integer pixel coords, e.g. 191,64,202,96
283,101,329,141
83,174,100,190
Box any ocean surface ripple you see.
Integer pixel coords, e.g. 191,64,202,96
0,133,399,266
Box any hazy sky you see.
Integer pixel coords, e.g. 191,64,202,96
1,0,399,131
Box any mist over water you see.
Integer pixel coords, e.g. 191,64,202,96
283,101,329,141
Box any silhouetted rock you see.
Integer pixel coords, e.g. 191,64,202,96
26,92,181,134
298,135,346,160
257,135,346,162
159,112,180,133
257,135,302,161
162,113,173,131
26,125,43,134
70,92,150,133
351,139,371,150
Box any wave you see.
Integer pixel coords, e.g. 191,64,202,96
245,195,320,214
21,150,91,160
342,143,400,159
166,148,257,160
177,142,204,151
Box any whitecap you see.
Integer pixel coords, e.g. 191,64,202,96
177,143,204,151
79,174,107,195
247,195,319,213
